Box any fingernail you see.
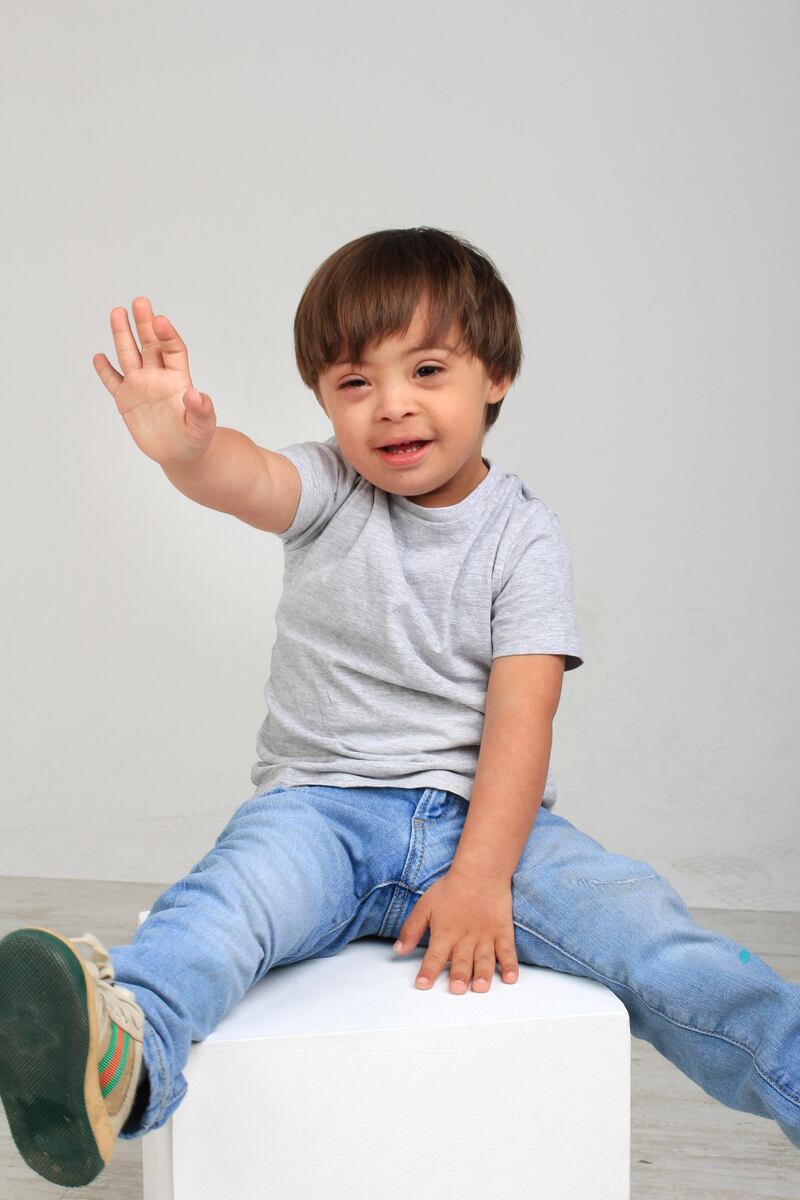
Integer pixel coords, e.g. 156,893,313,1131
393,940,403,952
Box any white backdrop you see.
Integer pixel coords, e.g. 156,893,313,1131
1,0,798,908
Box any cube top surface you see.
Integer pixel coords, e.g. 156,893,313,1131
136,913,626,1044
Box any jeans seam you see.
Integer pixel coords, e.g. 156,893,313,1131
379,817,428,938
512,914,800,1110
407,819,427,888
148,1022,173,1126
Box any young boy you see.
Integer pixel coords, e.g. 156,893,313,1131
1,227,798,1187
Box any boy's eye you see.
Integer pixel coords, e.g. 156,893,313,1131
340,365,443,389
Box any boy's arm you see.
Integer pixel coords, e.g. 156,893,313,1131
94,302,299,533
161,427,301,534
392,653,566,991
449,654,566,881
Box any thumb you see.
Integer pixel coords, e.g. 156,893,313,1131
183,388,214,419
393,899,429,953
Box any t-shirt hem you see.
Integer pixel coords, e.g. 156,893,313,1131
492,641,584,670
249,766,558,809
251,768,474,802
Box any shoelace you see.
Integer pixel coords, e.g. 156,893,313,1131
69,931,144,1034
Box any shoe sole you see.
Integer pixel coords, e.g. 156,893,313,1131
0,926,114,1187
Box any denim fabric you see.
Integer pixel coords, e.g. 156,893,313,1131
108,785,800,1150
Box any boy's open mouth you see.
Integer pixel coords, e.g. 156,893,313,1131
379,440,430,452
376,440,434,465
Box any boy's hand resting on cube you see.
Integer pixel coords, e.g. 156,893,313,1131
392,868,519,993
92,297,217,470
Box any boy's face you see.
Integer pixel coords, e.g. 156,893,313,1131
316,300,510,508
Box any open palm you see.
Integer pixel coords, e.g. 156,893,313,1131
92,297,217,468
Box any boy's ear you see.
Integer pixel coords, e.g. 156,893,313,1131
488,373,512,404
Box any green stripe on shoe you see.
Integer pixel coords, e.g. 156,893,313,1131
98,1023,131,1097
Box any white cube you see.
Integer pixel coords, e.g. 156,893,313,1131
136,910,630,1200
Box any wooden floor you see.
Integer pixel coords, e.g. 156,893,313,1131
0,876,798,1198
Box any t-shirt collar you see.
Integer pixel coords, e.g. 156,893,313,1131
389,458,500,522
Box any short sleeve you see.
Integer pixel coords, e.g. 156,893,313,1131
491,505,584,670
274,436,360,549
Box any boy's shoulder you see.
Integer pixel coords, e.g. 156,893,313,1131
490,462,564,536
272,435,363,547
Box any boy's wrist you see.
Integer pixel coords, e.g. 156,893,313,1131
160,426,267,520
160,429,219,482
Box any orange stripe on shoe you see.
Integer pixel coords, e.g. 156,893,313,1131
99,1023,129,1094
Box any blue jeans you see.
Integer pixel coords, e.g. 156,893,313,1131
108,785,800,1150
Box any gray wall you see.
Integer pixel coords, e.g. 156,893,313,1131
2,1,798,909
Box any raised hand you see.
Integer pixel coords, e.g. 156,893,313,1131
92,297,217,469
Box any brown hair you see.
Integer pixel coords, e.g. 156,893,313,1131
293,227,523,436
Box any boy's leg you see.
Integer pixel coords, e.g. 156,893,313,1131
506,806,800,1152
108,785,407,1139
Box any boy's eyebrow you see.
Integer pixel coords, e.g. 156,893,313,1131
333,343,458,367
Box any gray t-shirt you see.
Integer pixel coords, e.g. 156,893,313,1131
249,435,584,809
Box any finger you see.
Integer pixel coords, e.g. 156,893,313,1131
109,306,144,376
496,938,519,984
416,940,450,989
150,310,192,379
394,901,429,954
182,390,214,429
92,352,124,400
448,943,475,994
187,389,212,415
130,296,166,369
471,941,498,992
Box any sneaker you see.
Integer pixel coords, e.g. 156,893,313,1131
0,925,147,1187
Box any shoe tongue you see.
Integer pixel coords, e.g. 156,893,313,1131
91,970,144,1036
71,932,115,979
86,957,115,983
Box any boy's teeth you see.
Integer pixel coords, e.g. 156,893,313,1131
386,441,424,452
